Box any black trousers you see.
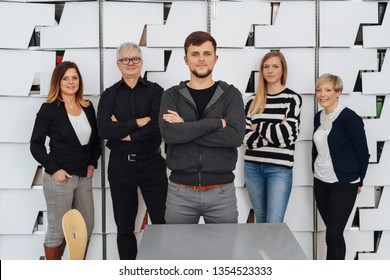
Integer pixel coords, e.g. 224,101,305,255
108,151,168,260
314,178,359,260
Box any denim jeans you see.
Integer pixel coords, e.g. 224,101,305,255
43,173,94,247
244,161,292,223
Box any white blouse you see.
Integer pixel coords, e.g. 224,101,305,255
313,105,344,183
68,110,92,146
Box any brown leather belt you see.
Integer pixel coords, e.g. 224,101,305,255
178,184,224,191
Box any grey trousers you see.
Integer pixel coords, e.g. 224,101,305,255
43,173,94,247
165,181,238,224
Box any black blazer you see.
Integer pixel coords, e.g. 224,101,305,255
30,101,101,177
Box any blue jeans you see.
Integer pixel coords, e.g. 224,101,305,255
244,161,292,223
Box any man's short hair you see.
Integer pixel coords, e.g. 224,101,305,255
184,31,217,55
116,42,142,60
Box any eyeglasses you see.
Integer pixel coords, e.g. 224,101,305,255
117,57,142,65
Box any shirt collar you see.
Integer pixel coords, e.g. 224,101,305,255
116,76,147,89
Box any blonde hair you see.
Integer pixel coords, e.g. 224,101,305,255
46,61,90,108
248,51,288,116
316,73,343,93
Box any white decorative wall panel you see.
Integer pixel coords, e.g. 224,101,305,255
362,53,390,95
0,144,39,190
292,141,313,187
363,2,390,48
360,186,390,230
103,2,163,48
0,97,44,143
282,48,315,95
320,1,377,47
255,1,315,48
298,95,315,141
0,235,45,260
0,50,55,96
359,231,390,260
147,1,208,47
364,143,390,186
0,189,45,234
285,186,314,231
210,1,270,48
40,2,99,49
319,48,378,93
0,2,54,49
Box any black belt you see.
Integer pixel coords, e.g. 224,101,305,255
127,149,160,162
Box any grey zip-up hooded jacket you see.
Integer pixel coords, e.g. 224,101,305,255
159,80,246,186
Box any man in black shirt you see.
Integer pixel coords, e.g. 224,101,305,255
97,42,167,260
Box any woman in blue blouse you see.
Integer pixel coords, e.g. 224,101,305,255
312,73,370,260
30,61,101,259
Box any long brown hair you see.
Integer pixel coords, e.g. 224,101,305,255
46,61,90,107
248,51,288,116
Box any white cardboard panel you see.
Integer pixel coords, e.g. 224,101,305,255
147,1,207,47
297,93,315,141
0,144,39,190
360,186,390,230
0,50,55,96
292,141,313,187
282,48,316,95
364,5,390,48
0,234,45,260
319,47,378,94
103,2,163,48
364,142,390,186
320,1,377,47
0,189,45,234
40,2,99,49
255,1,315,48
0,2,54,49
210,1,270,48
0,97,45,143
362,51,390,95
359,230,390,260
285,186,314,231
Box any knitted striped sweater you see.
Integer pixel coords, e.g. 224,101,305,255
244,88,302,167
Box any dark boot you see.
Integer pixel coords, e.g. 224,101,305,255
44,244,62,260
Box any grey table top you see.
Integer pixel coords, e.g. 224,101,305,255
137,223,307,260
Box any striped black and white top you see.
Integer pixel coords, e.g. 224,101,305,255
243,88,302,168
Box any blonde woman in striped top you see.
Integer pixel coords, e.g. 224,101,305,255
244,51,302,223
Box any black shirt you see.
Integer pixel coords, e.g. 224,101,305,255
188,82,218,117
97,77,164,154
